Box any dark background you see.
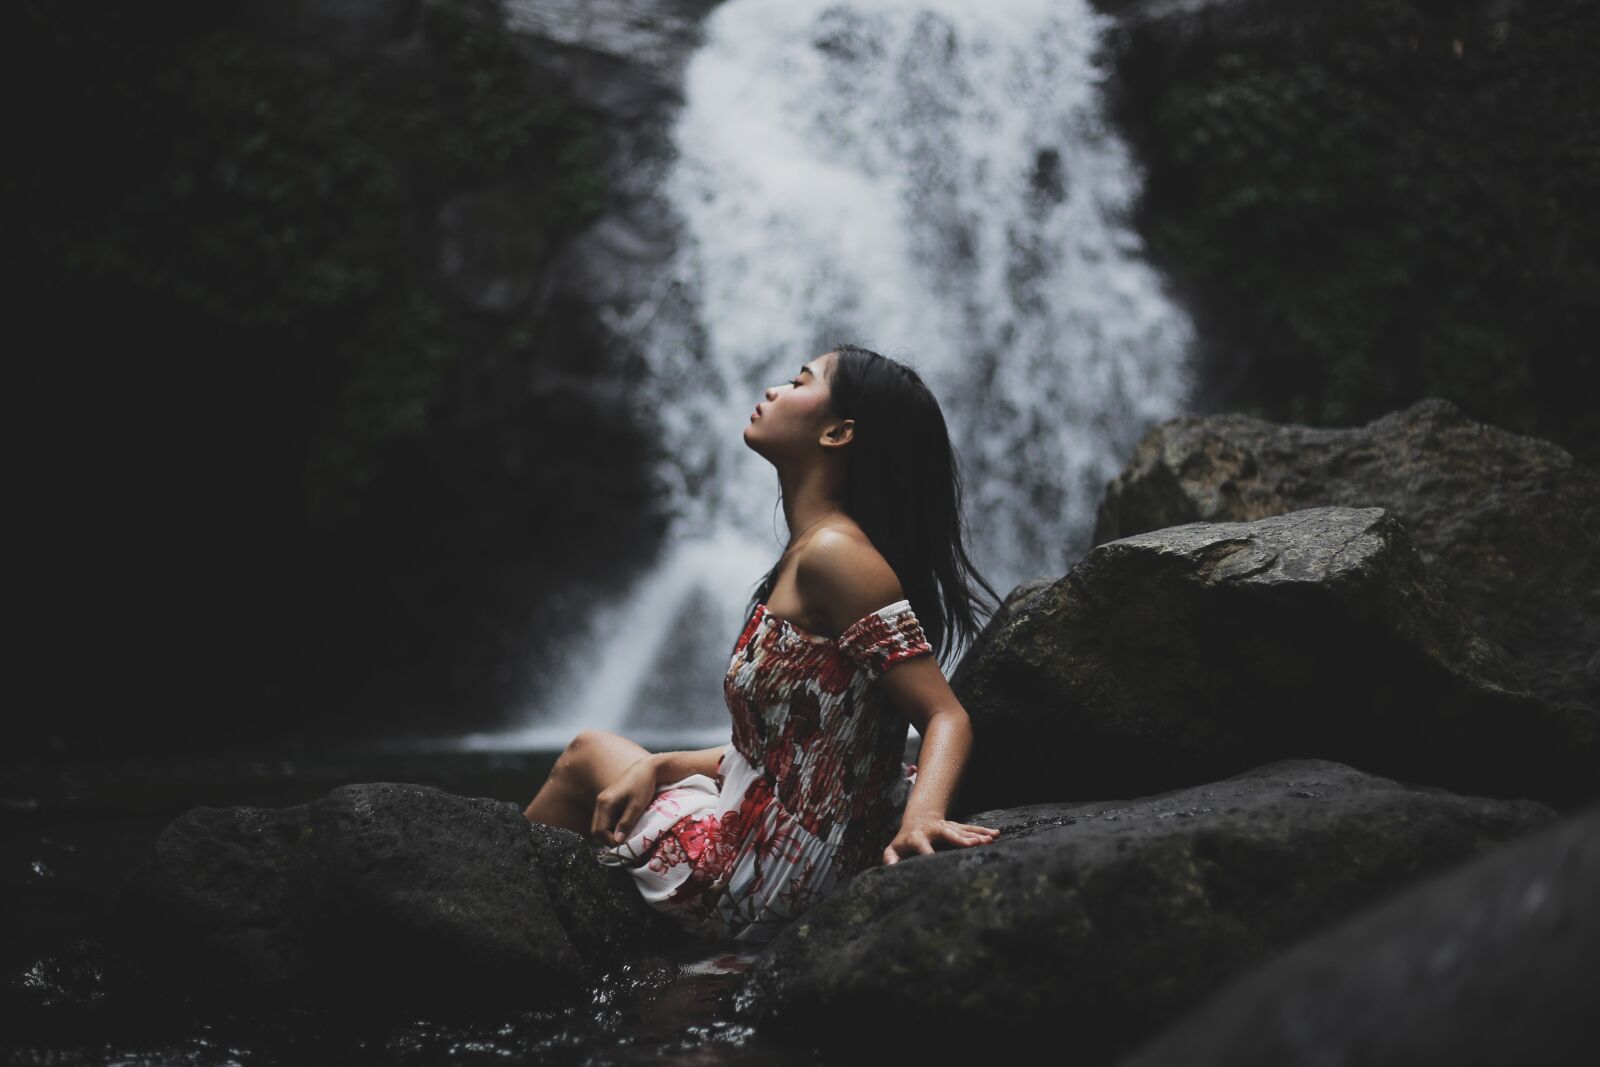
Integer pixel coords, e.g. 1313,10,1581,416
6,0,1595,755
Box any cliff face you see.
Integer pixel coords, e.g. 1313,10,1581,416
1087,0,1599,465
8,0,720,748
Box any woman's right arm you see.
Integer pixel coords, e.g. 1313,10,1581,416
648,745,727,783
594,744,729,844
595,748,732,844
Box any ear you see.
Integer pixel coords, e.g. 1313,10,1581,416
819,418,854,449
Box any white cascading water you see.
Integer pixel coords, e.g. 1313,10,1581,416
458,0,1195,751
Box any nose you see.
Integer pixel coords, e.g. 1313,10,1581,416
764,384,781,400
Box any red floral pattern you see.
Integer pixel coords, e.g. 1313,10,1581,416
595,598,933,942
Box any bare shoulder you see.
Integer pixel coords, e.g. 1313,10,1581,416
795,525,905,636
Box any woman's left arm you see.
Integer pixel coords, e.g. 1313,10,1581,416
875,656,1002,864
793,532,1001,864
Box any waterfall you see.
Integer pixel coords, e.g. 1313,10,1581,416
458,0,1195,751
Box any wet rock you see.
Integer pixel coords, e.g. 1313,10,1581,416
1092,397,1600,716
955,574,1057,668
525,817,682,964
436,182,559,316
951,505,1597,815
506,0,726,116
734,759,1554,1065
502,1,721,314
102,782,679,1010
1111,795,1600,1067
908,577,1060,769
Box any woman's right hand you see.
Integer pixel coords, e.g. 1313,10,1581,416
591,754,661,846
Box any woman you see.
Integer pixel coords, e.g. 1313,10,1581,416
524,344,1003,942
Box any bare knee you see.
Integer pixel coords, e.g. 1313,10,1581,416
569,728,614,753
548,729,611,791
552,729,650,795
525,732,608,826
554,729,604,769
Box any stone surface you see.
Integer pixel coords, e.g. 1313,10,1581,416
103,782,680,1009
1111,795,1600,1067
506,0,725,106
1092,393,1599,717
436,181,559,315
950,505,1597,816
734,759,1554,1065
504,0,714,344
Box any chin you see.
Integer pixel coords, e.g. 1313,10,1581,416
741,424,768,457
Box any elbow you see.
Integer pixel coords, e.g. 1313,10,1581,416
925,704,974,737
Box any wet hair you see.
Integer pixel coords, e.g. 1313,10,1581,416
749,343,1003,667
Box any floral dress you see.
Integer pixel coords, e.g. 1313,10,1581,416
596,597,934,942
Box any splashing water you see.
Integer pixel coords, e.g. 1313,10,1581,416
461,0,1195,751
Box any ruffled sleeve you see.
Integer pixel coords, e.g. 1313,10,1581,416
836,599,934,681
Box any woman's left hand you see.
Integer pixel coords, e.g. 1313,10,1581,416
883,815,1000,865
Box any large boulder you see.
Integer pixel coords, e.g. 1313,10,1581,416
1092,398,1600,714
951,505,1597,816
734,759,1554,1065
102,782,680,1010
1112,796,1600,1067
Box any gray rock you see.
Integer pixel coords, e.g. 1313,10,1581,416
1092,397,1600,714
503,0,721,331
951,505,1598,815
105,782,679,1008
734,759,1555,1065
1111,795,1600,1067
953,574,1058,670
436,182,557,315
505,0,725,104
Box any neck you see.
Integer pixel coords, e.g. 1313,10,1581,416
777,459,847,543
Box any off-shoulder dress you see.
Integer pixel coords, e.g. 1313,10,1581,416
596,597,934,942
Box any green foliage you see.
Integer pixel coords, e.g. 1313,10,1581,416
1123,0,1599,459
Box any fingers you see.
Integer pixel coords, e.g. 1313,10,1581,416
882,833,927,866
901,831,936,857
613,799,646,844
591,792,620,843
930,823,1001,850
880,839,932,865
883,822,1005,866
952,822,1001,843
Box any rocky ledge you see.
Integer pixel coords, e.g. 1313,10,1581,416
953,501,1596,817
733,759,1557,1063
1114,793,1600,1067
97,782,682,1011
1093,396,1600,713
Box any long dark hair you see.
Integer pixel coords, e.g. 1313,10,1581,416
748,343,1002,667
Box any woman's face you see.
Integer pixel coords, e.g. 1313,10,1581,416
743,350,839,460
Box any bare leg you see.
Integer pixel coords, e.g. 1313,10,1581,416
524,728,653,836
